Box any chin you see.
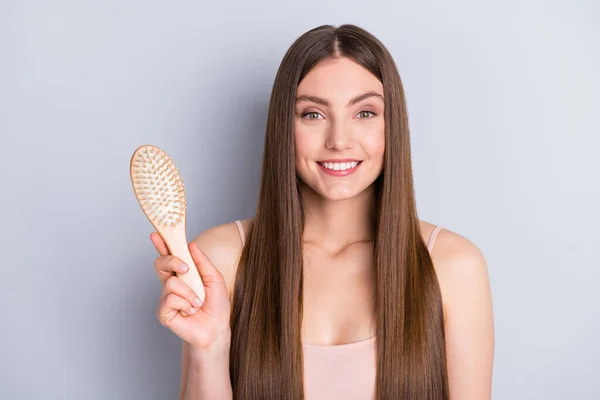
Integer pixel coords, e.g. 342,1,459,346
317,185,367,200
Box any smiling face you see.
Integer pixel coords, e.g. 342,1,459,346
294,56,385,201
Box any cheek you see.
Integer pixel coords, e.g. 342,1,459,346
362,126,385,158
294,124,319,160
294,128,309,173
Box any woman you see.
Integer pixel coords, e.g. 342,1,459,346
151,24,494,399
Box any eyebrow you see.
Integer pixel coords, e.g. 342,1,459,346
295,91,384,107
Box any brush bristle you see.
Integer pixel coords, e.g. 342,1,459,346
131,145,186,228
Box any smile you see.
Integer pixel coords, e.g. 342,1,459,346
316,161,362,176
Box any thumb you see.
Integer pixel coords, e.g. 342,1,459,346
188,241,225,286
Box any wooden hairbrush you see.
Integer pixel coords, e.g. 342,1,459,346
130,144,206,303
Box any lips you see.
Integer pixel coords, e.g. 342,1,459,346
316,160,363,176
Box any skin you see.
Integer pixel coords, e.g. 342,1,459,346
154,56,495,399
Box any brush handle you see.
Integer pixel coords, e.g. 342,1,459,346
162,227,206,304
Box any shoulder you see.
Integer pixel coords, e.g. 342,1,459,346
190,219,248,295
419,220,490,316
422,222,494,397
422,221,487,269
426,223,489,294
424,222,491,323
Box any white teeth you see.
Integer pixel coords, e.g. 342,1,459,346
320,161,359,171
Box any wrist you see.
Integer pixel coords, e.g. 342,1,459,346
189,332,231,362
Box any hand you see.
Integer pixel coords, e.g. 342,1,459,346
150,232,231,352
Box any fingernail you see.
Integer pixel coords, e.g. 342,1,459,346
195,297,203,306
190,307,197,314
179,264,189,272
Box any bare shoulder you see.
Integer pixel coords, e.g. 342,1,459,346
419,220,490,310
190,219,248,296
420,222,495,398
427,224,489,288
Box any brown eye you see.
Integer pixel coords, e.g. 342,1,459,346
303,112,323,120
357,111,375,119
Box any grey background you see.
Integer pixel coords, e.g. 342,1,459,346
1,1,598,399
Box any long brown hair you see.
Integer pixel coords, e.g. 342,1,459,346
229,24,449,399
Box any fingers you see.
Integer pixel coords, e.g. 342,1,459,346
156,293,198,327
150,232,170,257
164,275,204,309
154,255,190,285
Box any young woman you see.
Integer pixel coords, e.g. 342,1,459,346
151,24,494,399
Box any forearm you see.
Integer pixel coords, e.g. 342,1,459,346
183,342,233,400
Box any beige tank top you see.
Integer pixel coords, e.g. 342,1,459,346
234,220,444,399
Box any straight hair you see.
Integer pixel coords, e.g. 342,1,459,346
229,24,449,399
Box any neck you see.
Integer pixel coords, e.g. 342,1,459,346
299,181,376,253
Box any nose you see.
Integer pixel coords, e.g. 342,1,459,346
324,119,354,151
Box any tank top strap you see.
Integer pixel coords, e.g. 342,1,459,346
234,220,245,246
426,225,444,253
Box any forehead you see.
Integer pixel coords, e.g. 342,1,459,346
297,57,383,99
